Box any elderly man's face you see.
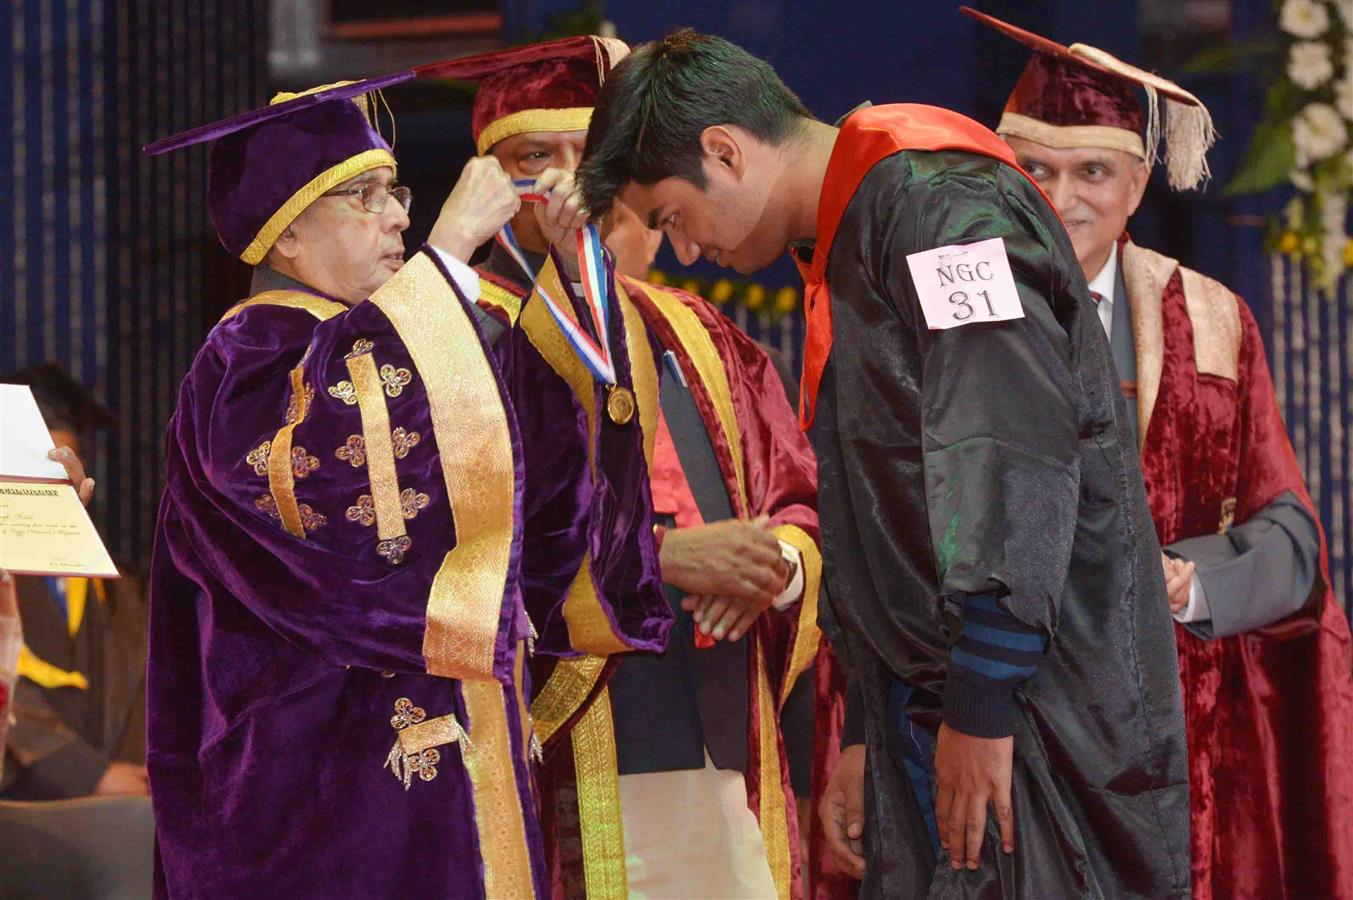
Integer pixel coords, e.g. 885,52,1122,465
489,130,588,255
1004,137,1149,280
272,166,409,303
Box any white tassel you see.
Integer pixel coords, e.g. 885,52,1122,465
385,741,411,790
1142,83,1161,171
1163,98,1217,191
530,732,544,764
452,715,473,751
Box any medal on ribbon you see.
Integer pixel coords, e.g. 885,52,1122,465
499,179,635,425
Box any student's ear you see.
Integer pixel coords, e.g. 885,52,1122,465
700,125,746,177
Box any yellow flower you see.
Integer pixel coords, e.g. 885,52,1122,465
744,283,767,310
1279,231,1302,254
710,279,735,304
647,269,668,285
773,286,799,313
1343,238,1353,267
681,278,702,296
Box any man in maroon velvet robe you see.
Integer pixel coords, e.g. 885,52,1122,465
975,10,1353,898
141,76,668,899
413,38,823,898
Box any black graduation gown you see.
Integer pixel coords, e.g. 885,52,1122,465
810,149,1190,899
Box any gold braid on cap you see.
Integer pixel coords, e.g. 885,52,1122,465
476,107,594,156
997,112,1147,160
240,148,396,265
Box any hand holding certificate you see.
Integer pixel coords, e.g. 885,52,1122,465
0,384,118,578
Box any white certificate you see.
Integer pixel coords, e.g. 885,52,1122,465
0,384,119,577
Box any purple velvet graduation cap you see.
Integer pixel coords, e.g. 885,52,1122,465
144,73,412,264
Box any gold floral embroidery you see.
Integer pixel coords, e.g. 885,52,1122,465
255,494,279,520
346,494,376,527
298,504,327,533
390,697,426,729
246,441,271,476
259,492,324,533
335,435,366,467
400,488,429,520
328,380,358,406
346,338,374,359
384,697,469,791
405,748,441,783
379,364,412,397
378,535,412,565
285,384,315,424
290,446,319,479
391,427,420,459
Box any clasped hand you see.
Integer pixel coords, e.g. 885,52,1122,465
661,515,788,642
1162,552,1195,614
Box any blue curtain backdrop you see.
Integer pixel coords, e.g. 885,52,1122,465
1,0,268,569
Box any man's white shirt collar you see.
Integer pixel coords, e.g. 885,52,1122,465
1087,251,1118,341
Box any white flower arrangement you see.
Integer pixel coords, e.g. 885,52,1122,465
1294,101,1348,162
1290,41,1336,88
1249,0,1353,287
1283,0,1331,37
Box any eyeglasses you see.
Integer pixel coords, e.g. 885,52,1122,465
321,182,412,215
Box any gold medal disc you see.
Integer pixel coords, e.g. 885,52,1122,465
606,385,636,425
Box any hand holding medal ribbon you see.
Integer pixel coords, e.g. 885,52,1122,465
497,173,636,426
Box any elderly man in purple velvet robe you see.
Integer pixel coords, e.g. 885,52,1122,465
141,75,669,898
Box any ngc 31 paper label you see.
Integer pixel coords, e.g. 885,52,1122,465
905,237,1025,330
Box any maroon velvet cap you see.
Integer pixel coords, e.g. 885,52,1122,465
962,5,1213,188
416,36,627,154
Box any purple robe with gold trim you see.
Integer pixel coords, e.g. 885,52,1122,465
147,248,667,899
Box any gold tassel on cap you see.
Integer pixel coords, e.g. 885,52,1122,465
590,35,630,84
1070,43,1217,191
1162,97,1216,191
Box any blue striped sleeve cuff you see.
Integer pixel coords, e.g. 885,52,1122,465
943,593,1048,738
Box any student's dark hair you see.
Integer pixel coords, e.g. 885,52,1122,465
579,29,811,217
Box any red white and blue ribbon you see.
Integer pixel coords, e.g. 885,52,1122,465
497,179,616,387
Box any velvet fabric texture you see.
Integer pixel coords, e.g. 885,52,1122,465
414,36,622,148
809,143,1190,898
806,641,856,900
495,253,670,661
1128,244,1353,900
206,99,394,259
1002,52,1142,133
147,249,666,898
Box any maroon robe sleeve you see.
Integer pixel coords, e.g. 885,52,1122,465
161,250,527,683
672,290,823,702
1206,300,1336,636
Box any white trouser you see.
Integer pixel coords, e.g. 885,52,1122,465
618,751,778,899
